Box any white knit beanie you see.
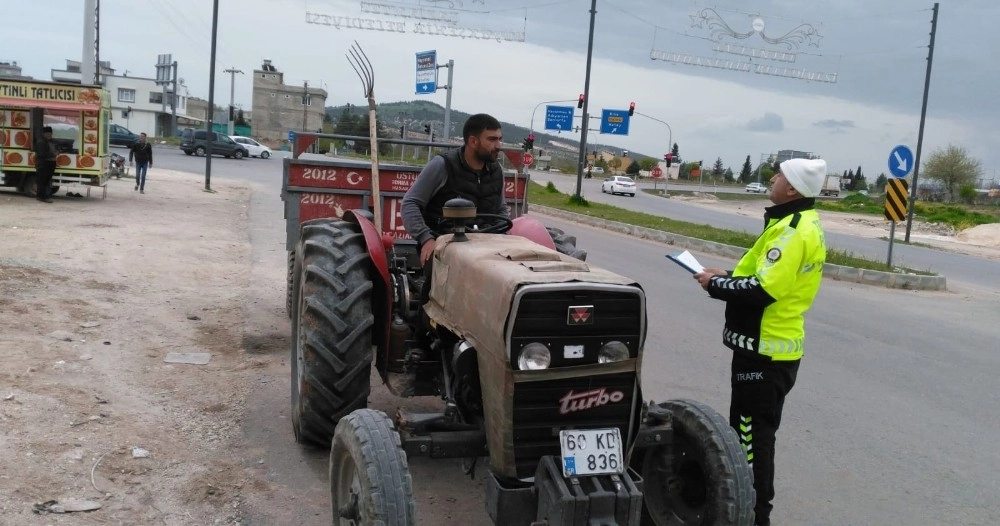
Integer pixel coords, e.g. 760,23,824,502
780,158,827,198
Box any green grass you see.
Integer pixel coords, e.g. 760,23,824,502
814,193,999,229
529,181,933,275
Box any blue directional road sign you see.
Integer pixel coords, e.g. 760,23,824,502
288,130,295,142
600,109,631,135
415,50,437,94
544,105,574,131
888,145,914,178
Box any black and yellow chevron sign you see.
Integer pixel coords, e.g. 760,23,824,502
884,179,909,222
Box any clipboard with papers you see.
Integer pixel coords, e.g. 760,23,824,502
665,250,705,274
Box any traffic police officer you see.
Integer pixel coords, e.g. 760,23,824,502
694,158,828,526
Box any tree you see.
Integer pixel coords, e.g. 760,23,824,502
235,109,248,127
759,166,775,182
639,158,658,171
711,157,724,179
625,160,641,175
724,167,734,181
739,155,753,183
875,173,888,192
671,143,679,159
923,144,982,202
609,157,622,172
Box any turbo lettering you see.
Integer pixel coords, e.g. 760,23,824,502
558,388,625,415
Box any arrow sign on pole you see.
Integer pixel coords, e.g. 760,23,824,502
888,145,914,178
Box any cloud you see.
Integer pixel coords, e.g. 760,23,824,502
813,119,855,130
746,112,784,133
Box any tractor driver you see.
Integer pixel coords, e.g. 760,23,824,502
402,113,510,267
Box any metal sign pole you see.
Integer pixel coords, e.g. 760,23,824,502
887,221,896,268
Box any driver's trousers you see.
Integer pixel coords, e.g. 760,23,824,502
730,351,799,526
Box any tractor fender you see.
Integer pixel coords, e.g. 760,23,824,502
509,215,557,251
343,210,393,363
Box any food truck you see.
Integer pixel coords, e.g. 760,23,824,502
0,79,111,197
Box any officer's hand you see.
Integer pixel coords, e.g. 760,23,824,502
694,268,726,290
420,239,436,266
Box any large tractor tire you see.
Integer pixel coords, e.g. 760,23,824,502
291,219,374,447
635,399,755,526
545,226,588,261
330,409,415,526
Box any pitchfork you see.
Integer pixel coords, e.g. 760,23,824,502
347,42,383,235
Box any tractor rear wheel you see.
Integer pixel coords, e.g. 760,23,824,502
545,226,588,261
330,409,415,525
636,399,755,526
291,218,374,447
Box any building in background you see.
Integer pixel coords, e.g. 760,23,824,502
103,74,192,138
0,60,32,80
251,59,327,144
50,59,115,84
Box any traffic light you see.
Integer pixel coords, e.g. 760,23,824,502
526,134,534,150
424,124,431,134
400,126,405,137
628,101,635,116
698,160,703,167
577,93,585,109
229,105,235,121
522,138,529,150
665,154,672,168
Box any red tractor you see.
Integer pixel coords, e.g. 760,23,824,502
283,134,754,525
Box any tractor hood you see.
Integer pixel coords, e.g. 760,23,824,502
423,233,638,359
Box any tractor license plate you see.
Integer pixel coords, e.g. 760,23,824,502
558,428,623,478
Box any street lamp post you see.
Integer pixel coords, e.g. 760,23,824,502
633,110,672,187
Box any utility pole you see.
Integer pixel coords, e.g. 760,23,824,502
302,81,309,132
905,2,939,243
204,0,219,192
438,59,454,142
575,0,598,199
224,67,244,136
81,0,98,85
170,61,178,136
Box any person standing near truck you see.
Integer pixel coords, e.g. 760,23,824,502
402,113,509,267
32,126,56,203
129,132,153,194
691,158,828,526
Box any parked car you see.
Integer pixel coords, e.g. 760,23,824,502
109,123,140,147
601,175,637,196
180,128,248,159
231,136,272,159
745,182,768,193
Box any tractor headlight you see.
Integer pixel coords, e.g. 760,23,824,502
517,343,551,370
598,341,630,364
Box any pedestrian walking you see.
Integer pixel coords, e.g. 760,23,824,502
129,132,153,194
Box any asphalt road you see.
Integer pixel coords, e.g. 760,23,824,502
529,170,1000,290
154,148,999,525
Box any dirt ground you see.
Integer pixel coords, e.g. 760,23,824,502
0,172,263,525
1,174,997,525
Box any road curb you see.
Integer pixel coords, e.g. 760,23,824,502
532,205,947,291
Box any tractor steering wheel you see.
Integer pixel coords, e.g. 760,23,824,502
469,213,514,234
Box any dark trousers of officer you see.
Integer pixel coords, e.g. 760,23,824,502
35,162,55,200
730,351,799,526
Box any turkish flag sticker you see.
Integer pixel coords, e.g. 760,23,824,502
567,305,595,325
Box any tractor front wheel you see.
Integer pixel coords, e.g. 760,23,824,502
291,218,374,447
636,399,755,526
330,409,415,526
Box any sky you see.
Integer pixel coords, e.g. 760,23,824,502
4,0,998,183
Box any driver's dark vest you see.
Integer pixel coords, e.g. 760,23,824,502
424,150,504,234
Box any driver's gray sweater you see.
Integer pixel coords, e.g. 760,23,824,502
401,154,510,246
